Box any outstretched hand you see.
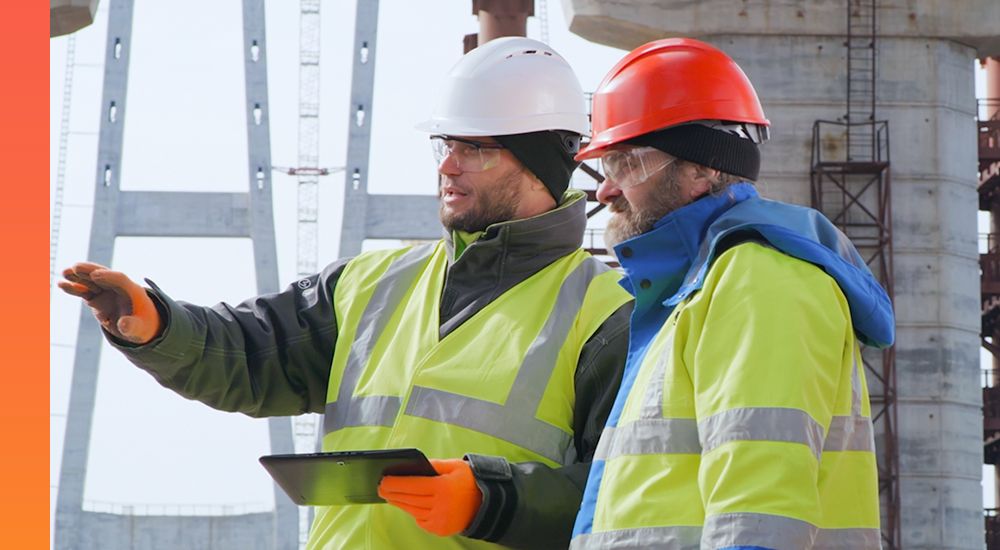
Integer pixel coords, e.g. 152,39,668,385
58,262,162,344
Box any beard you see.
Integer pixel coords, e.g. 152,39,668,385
439,167,523,233
604,167,689,252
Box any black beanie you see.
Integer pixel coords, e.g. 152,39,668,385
494,130,581,203
628,124,760,181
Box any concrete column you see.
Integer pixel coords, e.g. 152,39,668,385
987,57,1000,120
563,1,998,548
465,0,532,53
474,0,532,43
986,54,1000,515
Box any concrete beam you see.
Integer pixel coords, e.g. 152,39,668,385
562,0,1000,57
116,192,250,237
365,195,442,240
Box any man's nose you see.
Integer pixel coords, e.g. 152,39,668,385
595,178,621,205
437,151,462,176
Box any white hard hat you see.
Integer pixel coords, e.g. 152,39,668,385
416,37,589,137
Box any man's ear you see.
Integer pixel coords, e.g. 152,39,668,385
687,164,718,199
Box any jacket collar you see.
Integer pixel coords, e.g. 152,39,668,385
613,183,757,313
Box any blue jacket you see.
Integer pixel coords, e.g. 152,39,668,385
573,182,895,547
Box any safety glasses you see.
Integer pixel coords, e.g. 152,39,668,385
599,146,675,189
430,135,506,173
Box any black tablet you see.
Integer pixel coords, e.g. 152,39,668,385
259,448,437,506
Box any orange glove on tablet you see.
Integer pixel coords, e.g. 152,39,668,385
378,458,482,537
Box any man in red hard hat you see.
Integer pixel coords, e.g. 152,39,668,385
569,38,894,549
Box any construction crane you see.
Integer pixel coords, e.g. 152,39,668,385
51,36,77,289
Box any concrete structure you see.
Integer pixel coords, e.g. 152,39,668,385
51,0,100,37
562,1,996,548
53,0,297,547
337,0,439,258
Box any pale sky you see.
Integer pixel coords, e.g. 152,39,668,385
50,0,994,543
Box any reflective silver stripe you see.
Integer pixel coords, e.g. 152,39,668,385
699,407,825,460
851,345,862,417
824,415,876,453
813,527,882,549
570,526,701,550
702,512,817,549
704,513,882,550
406,257,608,463
593,418,701,461
406,386,573,464
571,521,880,550
324,244,436,434
638,338,671,419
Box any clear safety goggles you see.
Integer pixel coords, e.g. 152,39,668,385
599,146,676,189
430,135,506,173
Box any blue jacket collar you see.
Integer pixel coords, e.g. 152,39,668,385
614,182,759,315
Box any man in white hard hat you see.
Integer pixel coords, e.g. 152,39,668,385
59,37,632,549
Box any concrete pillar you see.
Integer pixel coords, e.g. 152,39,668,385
50,0,100,37
987,57,1000,120
465,0,532,53
475,0,532,43
562,1,998,548
986,55,1000,517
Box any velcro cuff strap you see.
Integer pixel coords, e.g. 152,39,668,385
464,453,513,482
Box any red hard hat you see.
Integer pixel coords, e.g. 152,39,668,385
576,38,770,161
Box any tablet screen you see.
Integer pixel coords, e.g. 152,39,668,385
260,448,437,506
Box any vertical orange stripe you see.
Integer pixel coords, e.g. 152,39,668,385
0,2,49,547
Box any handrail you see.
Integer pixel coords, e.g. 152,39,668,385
82,500,273,517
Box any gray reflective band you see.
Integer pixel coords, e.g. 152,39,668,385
813,526,882,549
570,526,701,550
824,415,876,453
638,339,671,419
704,513,881,550
851,347,863,417
594,418,701,460
324,244,436,434
598,408,874,461
699,407,826,460
406,386,573,464
405,257,608,464
572,521,880,550
703,512,816,549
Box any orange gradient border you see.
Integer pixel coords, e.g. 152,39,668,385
0,2,48,548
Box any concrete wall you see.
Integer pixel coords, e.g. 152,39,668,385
562,1,994,548
76,511,276,550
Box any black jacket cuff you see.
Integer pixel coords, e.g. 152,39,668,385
462,453,518,542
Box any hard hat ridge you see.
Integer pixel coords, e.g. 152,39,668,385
576,37,770,162
416,37,589,137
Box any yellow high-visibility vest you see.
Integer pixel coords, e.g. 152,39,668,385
572,243,880,550
309,241,630,549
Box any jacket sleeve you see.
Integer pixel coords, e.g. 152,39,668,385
107,258,352,417
462,301,633,549
684,243,852,548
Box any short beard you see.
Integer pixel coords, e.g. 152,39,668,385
604,166,689,252
439,167,523,233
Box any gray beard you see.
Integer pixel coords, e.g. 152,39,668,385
603,170,688,256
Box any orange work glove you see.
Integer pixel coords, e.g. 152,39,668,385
58,262,162,345
378,458,483,537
